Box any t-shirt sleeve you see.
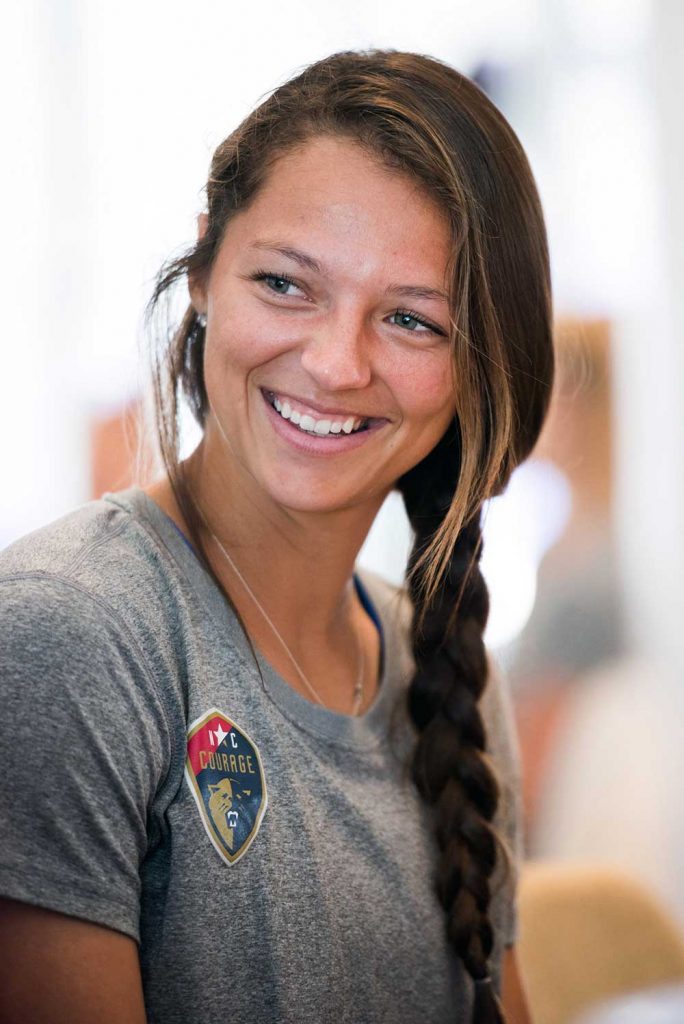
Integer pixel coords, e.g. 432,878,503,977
481,651,525,954
0,574,171,941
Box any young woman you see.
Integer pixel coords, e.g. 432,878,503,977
0,50,553,1023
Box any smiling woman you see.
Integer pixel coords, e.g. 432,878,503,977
0,49,553,1024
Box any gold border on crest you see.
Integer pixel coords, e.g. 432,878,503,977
184,706,269,866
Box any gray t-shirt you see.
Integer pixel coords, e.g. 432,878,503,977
0,486,523,1023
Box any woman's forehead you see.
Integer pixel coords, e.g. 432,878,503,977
220,136,452,290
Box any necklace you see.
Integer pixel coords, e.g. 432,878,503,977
207,527,365,716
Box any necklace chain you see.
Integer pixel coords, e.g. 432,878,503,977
207,528,365,716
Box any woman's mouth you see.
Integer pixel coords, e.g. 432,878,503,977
264,389,371,436
260,388,386,454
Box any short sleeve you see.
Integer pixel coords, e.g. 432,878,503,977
0,574,171,941
481,651,525,958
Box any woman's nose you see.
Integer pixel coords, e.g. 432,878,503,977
299,310,373,391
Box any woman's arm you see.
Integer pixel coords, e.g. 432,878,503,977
0,899,147,1024
502,946,534,1024
0,576,171,1023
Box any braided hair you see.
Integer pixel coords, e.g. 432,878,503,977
145,49,554,1023
398,419,508,1020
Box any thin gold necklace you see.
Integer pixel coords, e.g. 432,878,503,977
207,527,365,716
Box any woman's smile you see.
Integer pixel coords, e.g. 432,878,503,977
259,386,389,457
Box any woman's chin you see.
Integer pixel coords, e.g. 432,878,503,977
260,482,377,516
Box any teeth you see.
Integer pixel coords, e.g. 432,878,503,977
270,392,366,436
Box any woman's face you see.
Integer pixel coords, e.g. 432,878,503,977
192,135,457,516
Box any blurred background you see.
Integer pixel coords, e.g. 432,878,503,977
3,1,684,1019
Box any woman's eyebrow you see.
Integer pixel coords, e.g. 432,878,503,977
249,240,448,302
388,283,448,302
249,241,322,274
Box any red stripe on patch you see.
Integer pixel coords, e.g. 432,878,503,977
187,716,233,777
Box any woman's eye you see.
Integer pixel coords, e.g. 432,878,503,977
253,271,303,297
389,310,443,335
265,275,295,295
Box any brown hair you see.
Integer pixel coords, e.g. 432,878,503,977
145,49,553,1022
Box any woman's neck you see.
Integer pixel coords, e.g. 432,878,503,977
142,454,385,713
146,433,388,618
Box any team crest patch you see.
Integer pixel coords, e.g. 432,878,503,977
185,708,268,866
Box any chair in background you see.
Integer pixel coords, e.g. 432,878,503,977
516,861,684,1024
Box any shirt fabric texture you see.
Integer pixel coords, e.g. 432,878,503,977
0,486,523,1023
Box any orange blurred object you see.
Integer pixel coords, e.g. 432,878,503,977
90,397,153,499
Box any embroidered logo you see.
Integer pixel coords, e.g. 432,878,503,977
185,708,268,866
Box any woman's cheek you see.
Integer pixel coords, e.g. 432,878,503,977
213,317,297,372
390,351,455,417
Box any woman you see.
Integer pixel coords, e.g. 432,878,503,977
0,50,553,1023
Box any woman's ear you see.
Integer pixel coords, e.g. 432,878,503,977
188,212,210,315
189,275,207,316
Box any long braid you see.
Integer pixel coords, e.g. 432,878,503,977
398,422,508,1023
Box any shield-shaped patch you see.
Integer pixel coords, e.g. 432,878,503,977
185,707,268,865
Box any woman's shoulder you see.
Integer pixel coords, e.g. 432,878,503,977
0,487,188,632
0,487,177,589
0,488,202,719
0,495,135,643
0,492,133,579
